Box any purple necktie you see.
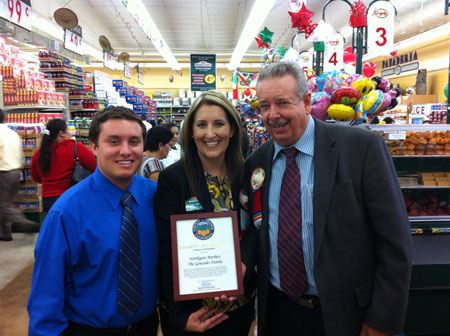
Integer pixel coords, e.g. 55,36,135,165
277,147,307,301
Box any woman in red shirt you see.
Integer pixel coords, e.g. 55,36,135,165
31,119,97,212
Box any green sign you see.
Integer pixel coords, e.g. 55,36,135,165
190,54,216,91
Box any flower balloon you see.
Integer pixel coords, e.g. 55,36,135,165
351,78,375,96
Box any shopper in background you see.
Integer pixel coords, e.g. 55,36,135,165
0,110,39,241
30,119,97,212
141,114,153,131
28,106,159,336
240,62,412,336
155,91,256,335
137,127,173,181
161,122,181,167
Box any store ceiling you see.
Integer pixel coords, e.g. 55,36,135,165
29,0,449,65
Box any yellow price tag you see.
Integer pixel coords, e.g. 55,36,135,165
205,74,216,84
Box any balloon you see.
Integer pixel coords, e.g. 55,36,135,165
351,78,375,96
371,76,389,92
220,74,226,82
307,77,318,93
311,92,331,121
331,87,360,105
323,76,347,96
346,73,363,86
363,62,376,78
169,75,174,83
445,82,448,99
327,104,355,121
244,88,251,97
360,90,384,115
378,92,392,112
343,47,356,65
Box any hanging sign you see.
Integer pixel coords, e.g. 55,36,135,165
367,2,395,56
0,0,32,31
137,64,144,84
190,54,216,91
323,33,344,72
64,28,83,55
103,50,114,70
124,62,132,79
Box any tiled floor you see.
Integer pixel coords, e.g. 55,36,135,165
0,233,37,290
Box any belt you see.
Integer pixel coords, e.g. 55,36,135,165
65,310,158,336
296,295,320,309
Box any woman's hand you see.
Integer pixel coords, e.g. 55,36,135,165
185,306,229,332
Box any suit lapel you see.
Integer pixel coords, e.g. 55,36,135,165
313,121,339,262
197,170,214,213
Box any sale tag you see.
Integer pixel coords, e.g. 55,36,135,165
323,33,344,72
367,2,395,56
124,62,132,79
0,0,32,31
64,29,84,55
298,51,313,76
103,51,115,70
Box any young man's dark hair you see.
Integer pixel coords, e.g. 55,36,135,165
89,106,146,146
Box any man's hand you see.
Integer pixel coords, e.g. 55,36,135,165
360,323,394,336
185,306,228,332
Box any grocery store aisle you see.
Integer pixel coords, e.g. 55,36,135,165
0,233,37,336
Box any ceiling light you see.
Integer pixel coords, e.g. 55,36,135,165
123,0,181,70
228,0,277,70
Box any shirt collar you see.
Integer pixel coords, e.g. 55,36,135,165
93,169,141,210
273,115,315,161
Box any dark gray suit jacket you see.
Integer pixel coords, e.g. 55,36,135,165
240,118,412,336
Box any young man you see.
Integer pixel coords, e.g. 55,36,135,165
28,106,159,336
240,62,412,336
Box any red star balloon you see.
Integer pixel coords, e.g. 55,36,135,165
288,3,315,31
255,34,268,49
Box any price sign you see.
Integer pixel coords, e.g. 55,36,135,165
323,33,344,72
103,51,115,70
0,0,32,31
367,2,395,56
64,29,84,55
298,51,313,76
124,62,132,79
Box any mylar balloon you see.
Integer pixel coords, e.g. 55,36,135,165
220,74,226,82
360,90,384,115
343,47,356,65
378,92,392,112
311,92,331,121
244,88,252,97
351,78,375,96
363,62,376,78
445,82,448,99
169,75,174,83
332,87,360,105
327,104,355,121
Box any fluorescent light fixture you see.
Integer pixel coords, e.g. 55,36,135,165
123,0,180,70
228,0,277,70
363,23,450,61
82,62,264,69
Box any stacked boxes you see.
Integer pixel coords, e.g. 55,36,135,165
420,173,450,186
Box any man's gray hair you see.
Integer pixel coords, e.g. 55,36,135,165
256,62,308,99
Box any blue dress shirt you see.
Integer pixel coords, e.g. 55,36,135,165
28,169,159,336
268,115,318,295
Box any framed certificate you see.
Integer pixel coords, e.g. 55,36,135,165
170,211,244,301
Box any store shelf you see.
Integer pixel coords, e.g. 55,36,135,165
409,216,450,223
3,105,66,111
393,155,450,158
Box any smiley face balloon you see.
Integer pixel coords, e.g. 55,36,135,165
351,78,375,96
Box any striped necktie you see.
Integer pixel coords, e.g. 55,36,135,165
277,147,308,301
117,191,143,318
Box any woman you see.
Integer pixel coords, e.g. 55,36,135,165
161,122,181,167
137,126,173,181
30,119,97,212
155,91,256,336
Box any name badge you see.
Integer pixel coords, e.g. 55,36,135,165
185,197,203,212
